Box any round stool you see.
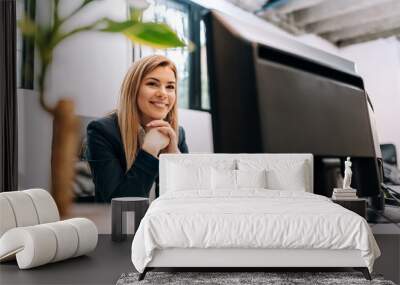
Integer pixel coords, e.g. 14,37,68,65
111,197,149,242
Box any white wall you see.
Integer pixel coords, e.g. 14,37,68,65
47,0,131,116
17,90,53,190
179,109,214,153
340,37,400,162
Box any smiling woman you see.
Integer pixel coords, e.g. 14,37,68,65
85,55,189,202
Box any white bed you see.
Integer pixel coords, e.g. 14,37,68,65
131,154,380,280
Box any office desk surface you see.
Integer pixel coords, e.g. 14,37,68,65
0,235,133,285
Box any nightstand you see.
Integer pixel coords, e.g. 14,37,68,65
332,198,367,218
111,197,149,242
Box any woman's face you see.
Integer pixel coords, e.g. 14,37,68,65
137,66,176,125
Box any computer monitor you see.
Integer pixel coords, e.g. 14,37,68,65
204,10,383,199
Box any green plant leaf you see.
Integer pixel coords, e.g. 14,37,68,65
123,22,186,48
100,19,135,33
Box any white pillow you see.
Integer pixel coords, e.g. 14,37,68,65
211,169,267,190
236,169,267,188
238,159,308,191
266,167,306,191
167,163,212,191
211,169,237,190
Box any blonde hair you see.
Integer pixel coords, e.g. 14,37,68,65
117,55,178,170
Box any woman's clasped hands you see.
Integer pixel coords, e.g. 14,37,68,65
142,120,180,157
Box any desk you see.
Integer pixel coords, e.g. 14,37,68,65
370,222,400,285
0,235,133,285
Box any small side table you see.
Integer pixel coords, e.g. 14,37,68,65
332,198,367,218
111,197,149,242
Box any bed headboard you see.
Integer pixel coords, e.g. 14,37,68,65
159,153,313,195
159,153,314,195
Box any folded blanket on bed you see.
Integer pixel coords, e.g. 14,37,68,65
131,190,380,273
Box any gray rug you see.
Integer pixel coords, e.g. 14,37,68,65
116,272,396,285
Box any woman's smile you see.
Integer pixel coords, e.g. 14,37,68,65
149,101,169,109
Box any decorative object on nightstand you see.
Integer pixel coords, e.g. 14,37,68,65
331,157,365,217
332,157,358,200
111,197,149,242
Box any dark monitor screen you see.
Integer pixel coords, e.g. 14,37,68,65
255,55,375,157
204,10,382,198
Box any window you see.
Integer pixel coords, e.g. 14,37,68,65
135,0,209,111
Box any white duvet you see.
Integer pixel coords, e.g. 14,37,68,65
131,190,380,273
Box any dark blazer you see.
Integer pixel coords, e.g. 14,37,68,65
85,113,189,202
